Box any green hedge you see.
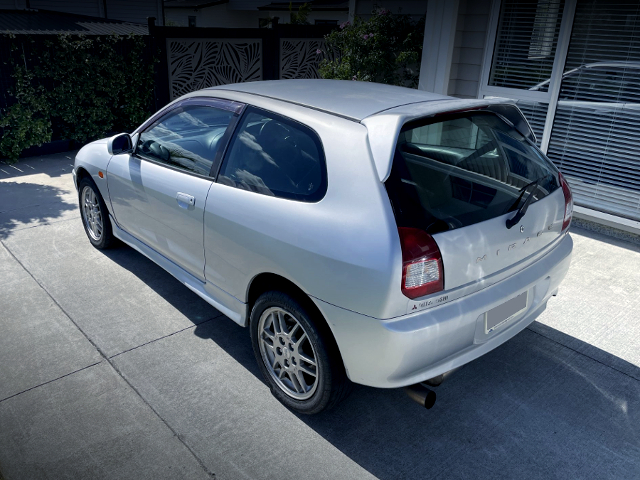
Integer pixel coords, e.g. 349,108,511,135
0,34,157,162
319,8,424,87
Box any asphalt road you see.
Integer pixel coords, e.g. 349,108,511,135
1,153,639,479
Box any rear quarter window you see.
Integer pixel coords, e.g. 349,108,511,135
386,111,560,234
218,107,327,202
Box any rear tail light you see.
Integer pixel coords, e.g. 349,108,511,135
398,227,444,299
559,172,573,232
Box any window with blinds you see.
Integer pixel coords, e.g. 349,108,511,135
489,0,565,89
514,100,549,145
482,98,549,146
547,0,640,221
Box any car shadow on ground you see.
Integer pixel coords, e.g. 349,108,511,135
0,181,77,240
102,242,640,479
195,314,640,479
101,244,228,333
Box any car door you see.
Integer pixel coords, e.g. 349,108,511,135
107,98,243,281
203,106,327,300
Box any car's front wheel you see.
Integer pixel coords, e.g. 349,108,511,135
250,291,351,414
78,177,115,249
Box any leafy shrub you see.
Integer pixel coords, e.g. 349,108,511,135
0,34,157,162
0,61,52,161
289,2,312,25
318,8,425,87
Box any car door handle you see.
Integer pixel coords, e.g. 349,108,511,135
176,192,195,208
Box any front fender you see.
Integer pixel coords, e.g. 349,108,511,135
73,139,112,213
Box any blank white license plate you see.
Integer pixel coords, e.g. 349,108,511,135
485,291,528,334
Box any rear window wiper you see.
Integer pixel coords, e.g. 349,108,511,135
506,178,541,229
506,178,540,212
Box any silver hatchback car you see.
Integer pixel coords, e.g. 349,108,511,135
73,80,573,414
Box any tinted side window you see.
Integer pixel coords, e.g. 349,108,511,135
137,105,234,176
218,108,326,202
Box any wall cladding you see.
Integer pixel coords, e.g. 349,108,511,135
167,38,262,99
447,0,492,99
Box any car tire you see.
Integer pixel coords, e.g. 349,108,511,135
78,177,115,250
250,291,351,414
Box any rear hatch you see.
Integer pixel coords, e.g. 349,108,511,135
385,110,568,291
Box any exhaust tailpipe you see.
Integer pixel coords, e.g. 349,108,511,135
404,383,436,409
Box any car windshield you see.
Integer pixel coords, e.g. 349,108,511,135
386,111,560,234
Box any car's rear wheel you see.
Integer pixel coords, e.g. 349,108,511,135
250,291,351,414
78,177,115,249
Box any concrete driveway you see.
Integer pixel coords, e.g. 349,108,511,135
1,153,639,480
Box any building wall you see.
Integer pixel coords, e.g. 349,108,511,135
165,4,346,28
355,0,427,19
106,0,164,25
229,0,270,10
272,11,348,25
164,8,189,27
2,0,163,25
165,4,265,28
447,0,491,98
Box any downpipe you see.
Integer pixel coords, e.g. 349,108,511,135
423,366,462,387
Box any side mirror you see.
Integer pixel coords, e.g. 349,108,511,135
107,133,133,155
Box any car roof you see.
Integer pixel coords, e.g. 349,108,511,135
584,61,640,69
192,81,524,183
208,79,452,121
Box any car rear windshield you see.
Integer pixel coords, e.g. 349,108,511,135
386,111,560,234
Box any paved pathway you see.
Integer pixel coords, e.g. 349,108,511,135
1,153,639,479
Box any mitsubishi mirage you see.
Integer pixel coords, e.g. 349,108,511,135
73,80,573,414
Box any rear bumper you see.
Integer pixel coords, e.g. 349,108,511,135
314,234,573,388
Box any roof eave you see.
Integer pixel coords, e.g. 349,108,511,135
164,0,229,9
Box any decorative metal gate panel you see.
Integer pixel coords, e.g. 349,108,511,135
150,23,336,105
167,38,262,100
280,39,326,80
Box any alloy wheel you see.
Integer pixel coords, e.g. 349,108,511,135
81,186,103,242
258,307,319,400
